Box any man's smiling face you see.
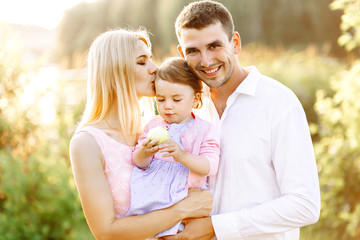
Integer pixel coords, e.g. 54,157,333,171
178,21,239,89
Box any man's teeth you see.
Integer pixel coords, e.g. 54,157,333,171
204,67,219,74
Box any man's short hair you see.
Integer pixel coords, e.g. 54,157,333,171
175,0,234,41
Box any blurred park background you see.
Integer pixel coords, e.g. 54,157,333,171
0,0,359,239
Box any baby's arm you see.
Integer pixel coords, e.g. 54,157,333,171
159,140,210,175
133,138,160,169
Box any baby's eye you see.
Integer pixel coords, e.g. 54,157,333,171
173,99,182,102
137,62,146,65
156,98,165,102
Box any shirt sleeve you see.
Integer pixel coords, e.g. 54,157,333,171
212,104,321,239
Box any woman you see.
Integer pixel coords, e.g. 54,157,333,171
69,29,213,240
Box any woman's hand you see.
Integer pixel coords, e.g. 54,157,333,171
173,188,213,219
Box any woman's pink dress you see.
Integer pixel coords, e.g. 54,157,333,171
78,126,134,218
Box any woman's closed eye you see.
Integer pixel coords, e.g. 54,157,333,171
137,56,151,66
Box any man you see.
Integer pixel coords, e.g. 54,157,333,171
164,1,321,239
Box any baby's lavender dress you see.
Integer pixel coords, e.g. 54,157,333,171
127,119,195,237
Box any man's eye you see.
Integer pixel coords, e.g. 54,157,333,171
186,49,196,55
137,62,146,65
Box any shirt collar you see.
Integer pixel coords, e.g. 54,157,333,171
233,66,260,96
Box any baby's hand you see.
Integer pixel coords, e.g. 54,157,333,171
140,138,160,157
158,140,185,162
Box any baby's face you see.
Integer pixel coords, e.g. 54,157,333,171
155,78,199,124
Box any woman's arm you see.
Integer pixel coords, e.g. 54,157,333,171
70,132,212,240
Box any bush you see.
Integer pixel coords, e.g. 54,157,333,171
0,150,84,240
0,24,90,238
311,61,360,240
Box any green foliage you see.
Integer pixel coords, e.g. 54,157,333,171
312,61,360,240
56,0,162,67
331,0,360,53
0,151,83,240
307,1,360,239
0,24,89,239
0,24,35,155
0,25,22,98
56,0,343,68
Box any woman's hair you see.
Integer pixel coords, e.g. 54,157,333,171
77,28,151,133
156,57,203,109
175,0,234,41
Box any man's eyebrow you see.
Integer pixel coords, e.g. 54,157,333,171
207,40,224,46
184,40,224,53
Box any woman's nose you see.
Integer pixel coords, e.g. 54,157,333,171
149,60,158,74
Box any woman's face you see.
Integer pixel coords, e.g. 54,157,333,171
134,40,158,98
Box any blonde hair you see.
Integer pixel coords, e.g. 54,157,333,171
77,28,151,134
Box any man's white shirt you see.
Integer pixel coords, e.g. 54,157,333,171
198,66,320,240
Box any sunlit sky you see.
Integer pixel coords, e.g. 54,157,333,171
0,0,97,30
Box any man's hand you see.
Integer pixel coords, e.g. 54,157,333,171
160,217,215,240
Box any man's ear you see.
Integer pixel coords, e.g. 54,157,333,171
177,45,185,58
233,31,241,54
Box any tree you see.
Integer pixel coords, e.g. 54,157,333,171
331,0,360,53
0,24,86,240
0,24,37,159
314,62,360,239
56,0,343,68
311,0,360,239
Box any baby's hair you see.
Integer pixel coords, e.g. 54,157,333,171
156,57,203,109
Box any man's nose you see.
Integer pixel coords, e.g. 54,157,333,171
200,52,212,67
